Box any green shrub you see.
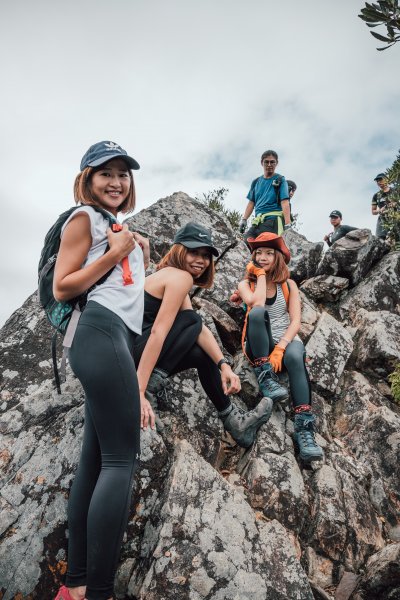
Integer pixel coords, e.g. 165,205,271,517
195,187,241,231
389,362,400,404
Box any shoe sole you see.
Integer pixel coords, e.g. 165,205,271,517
235,397,274,448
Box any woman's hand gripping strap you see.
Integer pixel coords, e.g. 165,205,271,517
112,223,134,285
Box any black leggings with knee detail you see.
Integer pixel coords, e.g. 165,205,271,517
246,306,311,407
133,310,230,413
66,301,140,600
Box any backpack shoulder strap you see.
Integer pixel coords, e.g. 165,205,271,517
273,176,283,204
241,279,256,364
281,280,290,306
90,205,117,226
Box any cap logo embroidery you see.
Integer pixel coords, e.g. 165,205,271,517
198,233,207,238
104,142,122,153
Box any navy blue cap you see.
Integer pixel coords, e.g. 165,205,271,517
80,141,140,171
173,222,219,257
374,173,387,181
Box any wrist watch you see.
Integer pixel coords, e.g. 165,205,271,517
217,358,231,370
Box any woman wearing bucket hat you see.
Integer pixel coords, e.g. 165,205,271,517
132,222,273,449
235,232,323,463
52,141,148,600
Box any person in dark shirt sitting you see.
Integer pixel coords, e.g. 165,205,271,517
323,210,358,247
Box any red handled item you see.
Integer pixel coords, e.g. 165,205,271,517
112,224,134,285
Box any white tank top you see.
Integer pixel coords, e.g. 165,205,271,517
265,283,290,344
61,206,144,334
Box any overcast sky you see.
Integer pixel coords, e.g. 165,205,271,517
1,0,399,327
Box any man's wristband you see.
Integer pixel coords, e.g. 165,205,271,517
217,358,230,370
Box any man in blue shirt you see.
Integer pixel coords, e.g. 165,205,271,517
239,150,291,245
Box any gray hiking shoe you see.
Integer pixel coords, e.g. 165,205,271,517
293,412,324,462
221,397,273,448
254,362,288,403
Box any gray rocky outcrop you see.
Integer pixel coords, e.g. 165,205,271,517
305,312,354,394
352,309,400,378
128,440,314,600
283,229,324,283
300,275,349,303
316,228,388,287
339,250,400,321
352,542,400,599
1,193,400,599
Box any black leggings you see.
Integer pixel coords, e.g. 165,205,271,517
66,301,140,600
133,310,230,413
246,306,311,407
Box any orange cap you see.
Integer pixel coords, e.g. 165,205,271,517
247,232,291,264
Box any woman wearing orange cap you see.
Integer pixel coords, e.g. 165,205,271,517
236,232,323,463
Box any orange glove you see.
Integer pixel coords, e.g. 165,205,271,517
268,346,285,372
246,262,266,278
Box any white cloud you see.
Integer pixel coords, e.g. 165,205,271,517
0,0,399,326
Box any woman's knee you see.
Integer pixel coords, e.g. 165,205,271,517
176,309,202,329
248,306,268,326
284,340,306,369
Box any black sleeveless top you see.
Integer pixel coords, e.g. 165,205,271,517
142,291,162,329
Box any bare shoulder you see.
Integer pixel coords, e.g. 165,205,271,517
287,278,299,291
163,267,193,284
63,211,90,234
146,267,193,297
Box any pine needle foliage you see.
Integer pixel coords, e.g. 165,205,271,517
359,0,400,50
195,187,241,231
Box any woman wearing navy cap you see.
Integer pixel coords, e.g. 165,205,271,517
133,222,272,449
53,141,149,600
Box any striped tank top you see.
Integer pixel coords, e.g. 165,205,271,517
265,283,290,344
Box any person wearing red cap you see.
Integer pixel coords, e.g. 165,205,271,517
234,232,323,463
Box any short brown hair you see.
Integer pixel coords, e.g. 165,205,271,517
247,249,290,285
73,166,136,214
157,244,215,288
261,150,278,163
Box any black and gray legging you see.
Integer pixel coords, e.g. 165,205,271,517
132,309,231,413
245,306,311,407
66,301,141,600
